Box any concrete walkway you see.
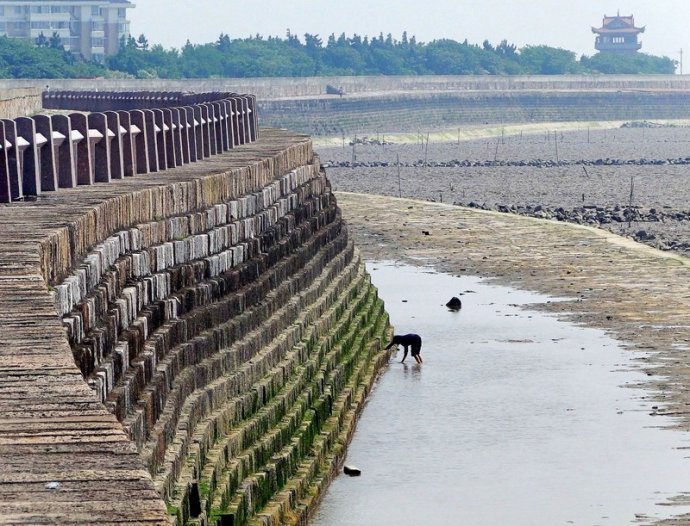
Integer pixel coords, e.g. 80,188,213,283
336,191,690,524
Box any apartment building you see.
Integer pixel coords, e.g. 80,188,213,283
0,0,134,61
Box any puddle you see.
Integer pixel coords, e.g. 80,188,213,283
310,262,690,526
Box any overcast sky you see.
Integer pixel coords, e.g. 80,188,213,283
131,1,688,64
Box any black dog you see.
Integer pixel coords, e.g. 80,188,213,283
385,334,423,364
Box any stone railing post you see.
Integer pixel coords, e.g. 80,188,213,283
178,107,191,165
199,104,211,158
50,114,76,188
207,103,219,156
33,114,58,192
239,96,250,145
192,105,203,160
229,98,240,148
129,110,149,175
183,106,196,163
210,102,224,153
152,109,167,172
15,117,41,197
0,122,11,202
217,100,231,151
1,119,23,199
69,113,92,185
247,94,258,141
162,108,179,168
116,111,135,177
88,113,111,183
105,111,124,180
142,109,159,173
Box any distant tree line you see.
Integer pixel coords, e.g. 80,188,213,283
0,31,676,79
106,32,677,78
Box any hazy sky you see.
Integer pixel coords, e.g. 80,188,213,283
131,1,688,63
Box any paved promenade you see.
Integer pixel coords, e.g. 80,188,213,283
336,192,690,524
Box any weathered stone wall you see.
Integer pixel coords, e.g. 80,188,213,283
0,87,42,118
0,91,391,525
4,75,690,99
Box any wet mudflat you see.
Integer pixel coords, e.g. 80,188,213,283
310,262,690,526
319,126,690,255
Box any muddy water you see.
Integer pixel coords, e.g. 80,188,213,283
310,262,690,526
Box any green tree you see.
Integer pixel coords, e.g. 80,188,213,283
581,52,676,74
519,45,579,74
217,33,231,53
49,32,63,50
136,34,149,51
35,32,49,48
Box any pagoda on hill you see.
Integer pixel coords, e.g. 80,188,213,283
592,12,645,54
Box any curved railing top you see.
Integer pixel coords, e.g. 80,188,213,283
1,90,259,203
43,90,250,111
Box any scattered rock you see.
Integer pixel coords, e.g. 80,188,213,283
446,297,462,311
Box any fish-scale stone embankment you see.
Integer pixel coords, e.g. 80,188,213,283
260,90,690,135
0,129,391,525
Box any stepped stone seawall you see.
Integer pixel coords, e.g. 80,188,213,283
0,87,41,119
0,89,391,525
258,89,690,135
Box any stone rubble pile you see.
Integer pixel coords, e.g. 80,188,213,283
460,201,690,253
326,157,690,169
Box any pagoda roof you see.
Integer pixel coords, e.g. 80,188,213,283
592,13,645,34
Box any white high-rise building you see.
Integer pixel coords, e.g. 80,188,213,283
0,0,134,62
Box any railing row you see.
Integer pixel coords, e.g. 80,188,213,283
42,90,243,112
1,91,258,203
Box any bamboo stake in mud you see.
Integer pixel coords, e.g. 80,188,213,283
555,133,559,163
397,154,402,198
494,137,500,162
629,175,634,206
628,175,635,227
424,133,430,167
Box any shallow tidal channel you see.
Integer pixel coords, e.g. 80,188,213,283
310,262,690,526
